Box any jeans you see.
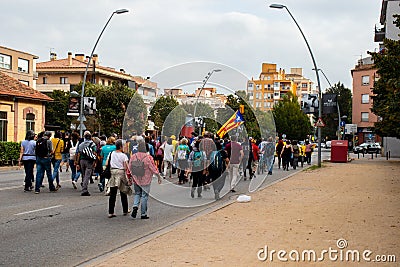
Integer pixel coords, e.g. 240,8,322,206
23,160,35,190
35,157,55,192
265,155,274,173
228,163,240,190
68,159,80,181
133,183,150,217
80,159,94,193
52,159,61,185
108,186,128,215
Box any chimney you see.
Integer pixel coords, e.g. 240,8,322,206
85,56,90,62
68,52,72,66
50,52,57,61
120,68,125,73
75,53,85,61
93,54,98,66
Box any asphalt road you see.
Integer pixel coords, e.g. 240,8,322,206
0,150,330,267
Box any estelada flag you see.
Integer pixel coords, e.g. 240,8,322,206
217,110,245,138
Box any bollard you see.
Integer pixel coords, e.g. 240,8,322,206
386,151,389,160
371,152,373,159
358,152,360,159
389,151,391,159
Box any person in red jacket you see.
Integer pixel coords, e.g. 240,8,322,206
250,139,260,179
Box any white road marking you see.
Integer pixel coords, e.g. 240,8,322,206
0,185,22,191
15,205,63,216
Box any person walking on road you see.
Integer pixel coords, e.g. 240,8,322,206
188,139,207,198
261,137,275,175
19,130,36,192
76,131,97,196
224,135,243,192
208,140,229,200
305,140,313,165
281,140,293,171
127,140,162,219
175,138,190,184
66,132,80,189
276,138,284,169
99,136,116,192
34,131,57,193
107,139,131,218
51,131,64,189
161,137,174,179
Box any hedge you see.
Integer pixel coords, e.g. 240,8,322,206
0,141,21,166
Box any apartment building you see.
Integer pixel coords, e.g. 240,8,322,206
247,63,313,111
351,57,379,143
36,52,158,111
0,46,38,89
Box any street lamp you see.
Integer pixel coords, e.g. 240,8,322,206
270,3,323,167
193,69,221,135
78,9,129,136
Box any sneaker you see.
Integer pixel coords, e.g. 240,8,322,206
72,181,77,189
123,209,131,216
98,183,104,192
34,191,40,194
56,184,61,189
141,215,150,219
81,191,91,196
191,190,195,198
24,188,32,192
268,171,272,175
131,207,138,218
49,188,58,193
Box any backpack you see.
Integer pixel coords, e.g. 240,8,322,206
69,140,78,160
36,138,49,158
293,145,300,157
81,142,97,160
131,140,138,155
130,154,146,177
177,145,187,160
209,150,223,172
193,151,202,168
264,142,275,157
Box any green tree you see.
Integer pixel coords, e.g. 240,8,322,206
150,96,179,131
368,14,400,138
321,82,352,140
273,92,312,140
45,90,71,130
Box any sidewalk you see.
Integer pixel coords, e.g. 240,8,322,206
87,157,399,266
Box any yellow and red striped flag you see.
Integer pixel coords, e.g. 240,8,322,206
217,110,245,138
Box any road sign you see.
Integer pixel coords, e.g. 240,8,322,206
345,124,357,134
314,117,325,127
84,97,96,115
340,121,346,127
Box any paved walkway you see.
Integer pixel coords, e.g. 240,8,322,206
86,156,399,266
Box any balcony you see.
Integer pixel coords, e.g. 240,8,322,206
374,25,385,42
36,83,70,93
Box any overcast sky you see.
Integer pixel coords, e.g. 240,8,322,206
1,0,383,92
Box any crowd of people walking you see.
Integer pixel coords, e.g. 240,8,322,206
18,128,315,219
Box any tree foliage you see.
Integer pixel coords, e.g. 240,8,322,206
321,82,352,140
45,90,71,130
149,96,179,131
368,14,400,138
273,92,312,141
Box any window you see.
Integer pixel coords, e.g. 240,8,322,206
361,112,369,122
26,113,35,132
43,77,47,84
264,93,268,99
256,93,260,99
60,77,68,84
267,93,272,99
101,79,105,85
362,75,369,86
18,58,29,73
274,92,279,97
361,94,369,104
248,83,253,88
0,111,7,141
256,85,261,90
0,54,11,69
267,76,271,80
256,102,261,108
19,80,29,86
302,83,308,88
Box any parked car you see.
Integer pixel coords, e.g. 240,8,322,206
353,142,380,154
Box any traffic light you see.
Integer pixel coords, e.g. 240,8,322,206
240,104,244,114
340,126,344,135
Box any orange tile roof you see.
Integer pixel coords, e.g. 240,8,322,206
0,71,52,101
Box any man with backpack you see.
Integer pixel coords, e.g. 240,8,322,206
35,131,57,193
188,140,207,198
224,135,244,192
75,131,97,196
208,140,229,200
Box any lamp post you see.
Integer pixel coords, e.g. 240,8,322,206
270,3,323,167
193,69,221,135
78,9,129,136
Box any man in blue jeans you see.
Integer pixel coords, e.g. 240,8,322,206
35,131,57,193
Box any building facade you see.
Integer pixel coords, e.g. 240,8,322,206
36,52,158,111
0,46,38,89
0,71,52,142
247,63,313,111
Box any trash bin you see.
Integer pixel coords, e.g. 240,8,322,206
331,140,348,163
